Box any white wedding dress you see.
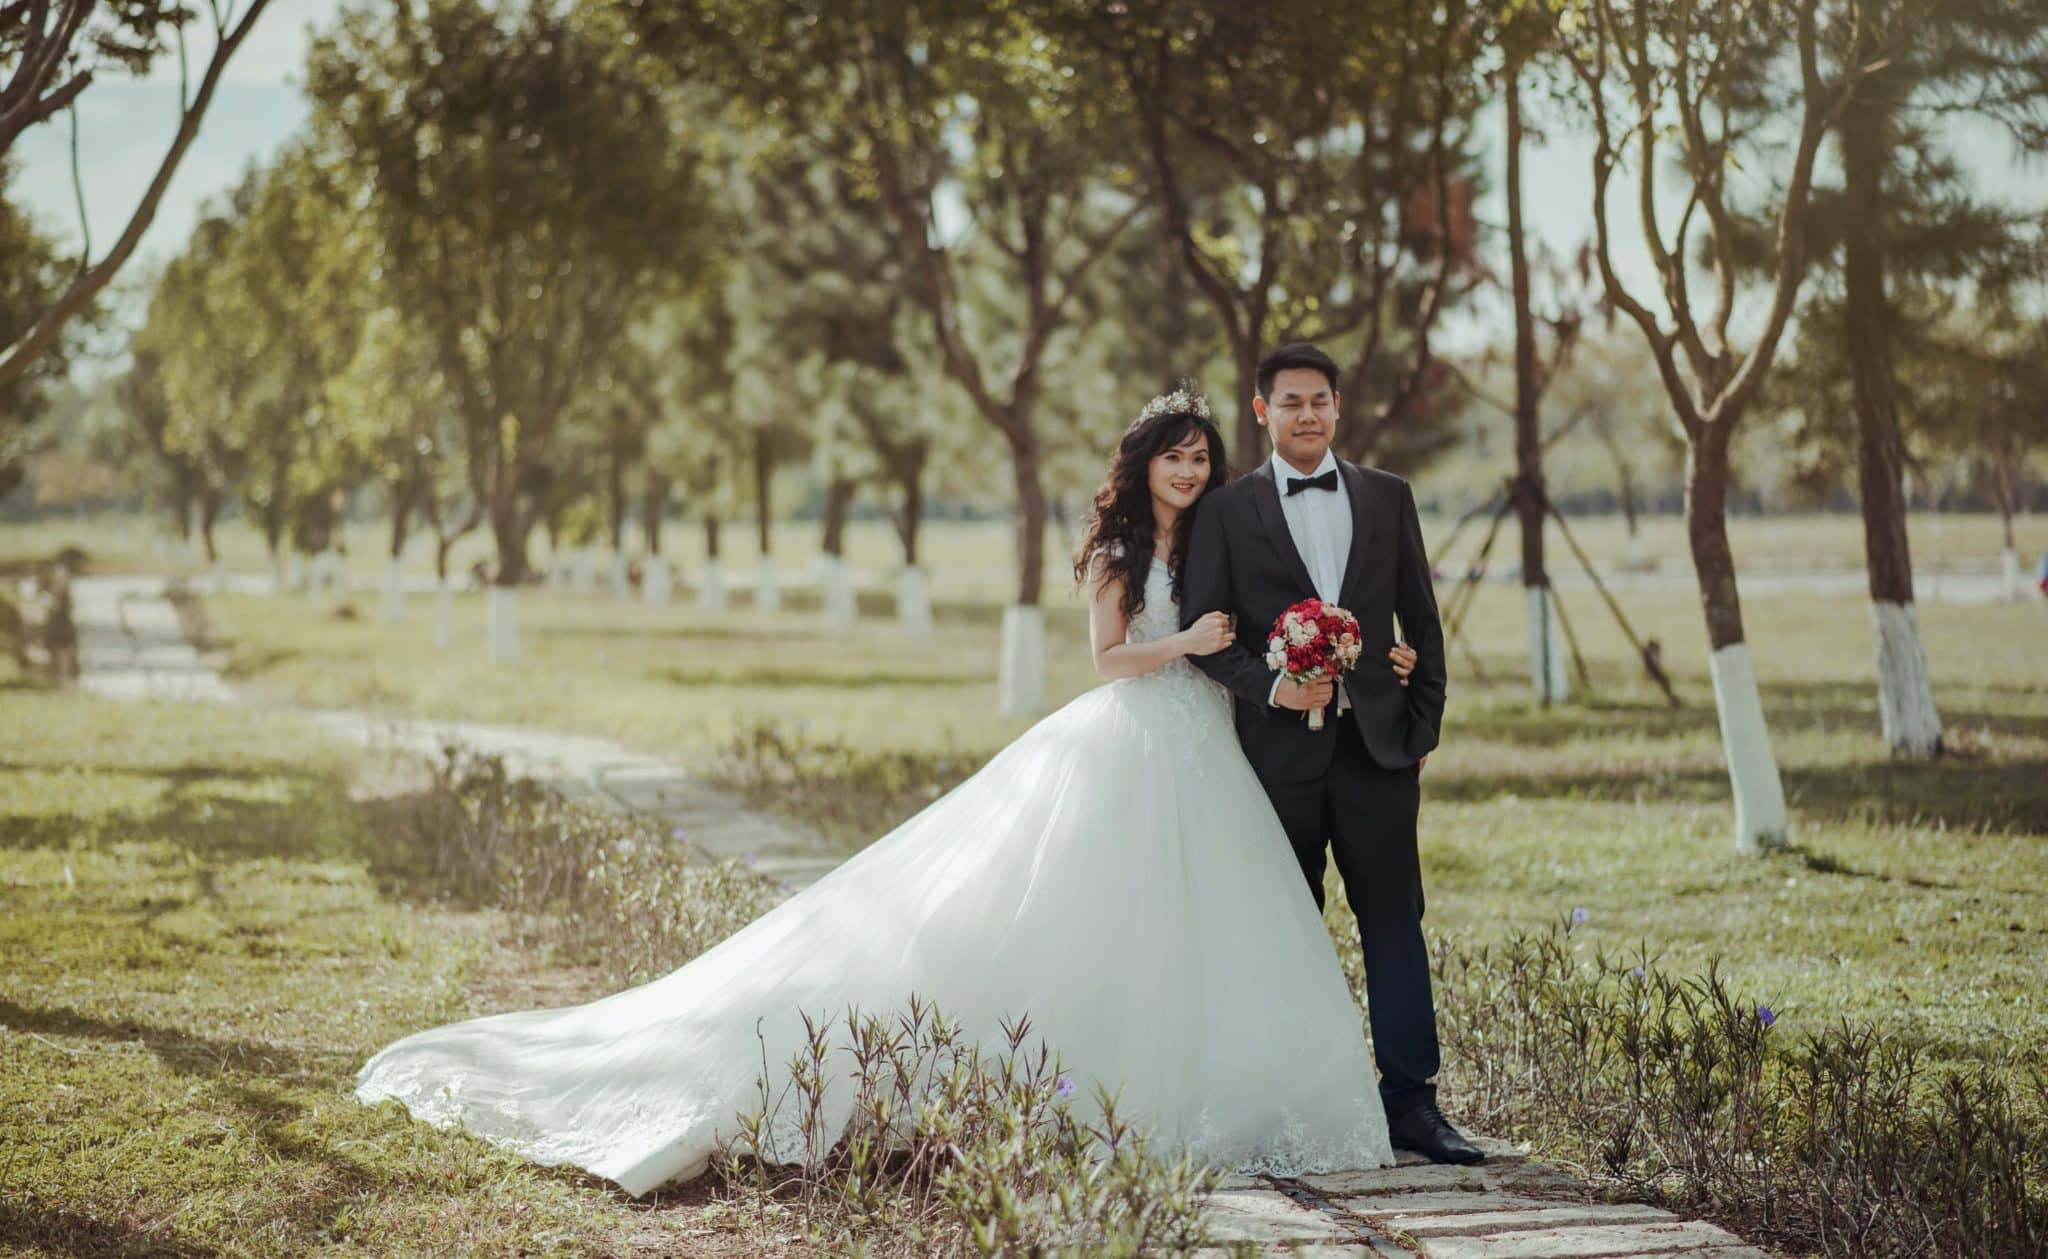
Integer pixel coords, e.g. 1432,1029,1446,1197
355,558,1393,1195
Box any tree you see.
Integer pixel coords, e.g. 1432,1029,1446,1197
1793,0,2047,754
1067,0,1486,465
100,345,219,558
1499,11,1587,706
1555,0,1878,852
308,0,712,660
632,0,1147,711
0,160,80,498
326,302,481,629
0,0,279,393
138,203,259,579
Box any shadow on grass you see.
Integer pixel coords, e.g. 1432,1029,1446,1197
1425,754,2048,837
0,996,342,1081
645,664,991,690
0,1199,221,1258
1450,677,2048,741
0,756,454,906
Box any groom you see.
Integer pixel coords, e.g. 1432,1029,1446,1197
1180,342,1480,1165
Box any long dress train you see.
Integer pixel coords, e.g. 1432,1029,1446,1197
355,558,1393,1194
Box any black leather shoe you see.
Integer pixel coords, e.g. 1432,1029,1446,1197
1387,1102,1485,1165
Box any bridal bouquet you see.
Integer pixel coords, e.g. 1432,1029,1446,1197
1265,598,1364,731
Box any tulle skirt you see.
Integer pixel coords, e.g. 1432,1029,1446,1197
355,667,1393,1195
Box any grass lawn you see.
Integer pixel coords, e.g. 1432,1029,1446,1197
178,551,2048,1090
0,692,804,1257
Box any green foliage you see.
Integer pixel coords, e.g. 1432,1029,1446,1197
713,722,977,848
718,1000,1218,1256
1417,921,2048,1256
304,0,718,580
411,744,775,985
0,162,85,497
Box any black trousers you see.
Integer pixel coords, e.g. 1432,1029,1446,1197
1263,716,1440,1119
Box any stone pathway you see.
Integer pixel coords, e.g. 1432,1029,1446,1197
1199,1142,1770,1256
66,573,1777,1258
70,575,839,891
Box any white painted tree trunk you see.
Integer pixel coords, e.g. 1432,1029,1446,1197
547,552,569,588
1524,584,1570,703
208,560,227,595
434,580,455,649
998,604,1046,715
287,551,306,592
270,555,288,596
1708,642,1789,852
1871,600,1942,755
1625,532,1649,571
643,555,672,607
820,555,857,628
305,554,326,603
609,551,630,600
486,586,519,664
756,560,781,615
2002,546,2022,602
898,565,934,638
571,548,598,593
382,558,405,623
698,559,728,614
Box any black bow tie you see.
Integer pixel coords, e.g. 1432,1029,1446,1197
1286,469,1339,496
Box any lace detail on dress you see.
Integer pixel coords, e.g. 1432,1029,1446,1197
1120,559,1232,754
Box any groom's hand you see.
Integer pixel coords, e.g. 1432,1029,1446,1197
1390,641,1417,686
1274,676,1335,711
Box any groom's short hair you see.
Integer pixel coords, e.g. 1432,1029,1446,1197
1255,343,1341,398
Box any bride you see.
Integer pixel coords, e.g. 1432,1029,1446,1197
355,386,1412,1195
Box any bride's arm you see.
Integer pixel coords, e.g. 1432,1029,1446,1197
1088,565,1226,680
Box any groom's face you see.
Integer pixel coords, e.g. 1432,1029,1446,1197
1255,367,1339,471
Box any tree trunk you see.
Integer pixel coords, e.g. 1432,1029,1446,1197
1841,58,1941,757
608,442,629,554
896,464,924,567
999,425,1048,713
489,491,528,587
1232,340,1262,473
820,477,856,558
641,468,667,557
1009,430,1047,608
1687,426,1789,852
198,492,222,565
1506,60,1564,705
753,427,774,556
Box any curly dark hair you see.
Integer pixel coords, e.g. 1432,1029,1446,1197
1072,401,1230,623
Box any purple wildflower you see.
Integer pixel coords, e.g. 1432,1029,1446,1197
671,826,690,842
1055,1074,1077,1100
1758,1006,1777,1028
744,853,758,867
1630,966,1646,982
1570,907,1590,925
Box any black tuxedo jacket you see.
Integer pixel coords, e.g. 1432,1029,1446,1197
1179,457,1447,786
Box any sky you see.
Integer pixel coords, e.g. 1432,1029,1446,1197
11,3,2045,373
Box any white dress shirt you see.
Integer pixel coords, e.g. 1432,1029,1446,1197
1267,448,1354,710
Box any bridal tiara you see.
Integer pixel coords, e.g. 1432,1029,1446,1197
1137,379,1211,424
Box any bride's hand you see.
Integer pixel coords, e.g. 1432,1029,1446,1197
1389,641,1418,687
1180,611,1236,656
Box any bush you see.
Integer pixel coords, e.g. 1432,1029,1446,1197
712,722,979,847
412,744,773,984
717,998,1218,1257
1409,918,2048,1257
